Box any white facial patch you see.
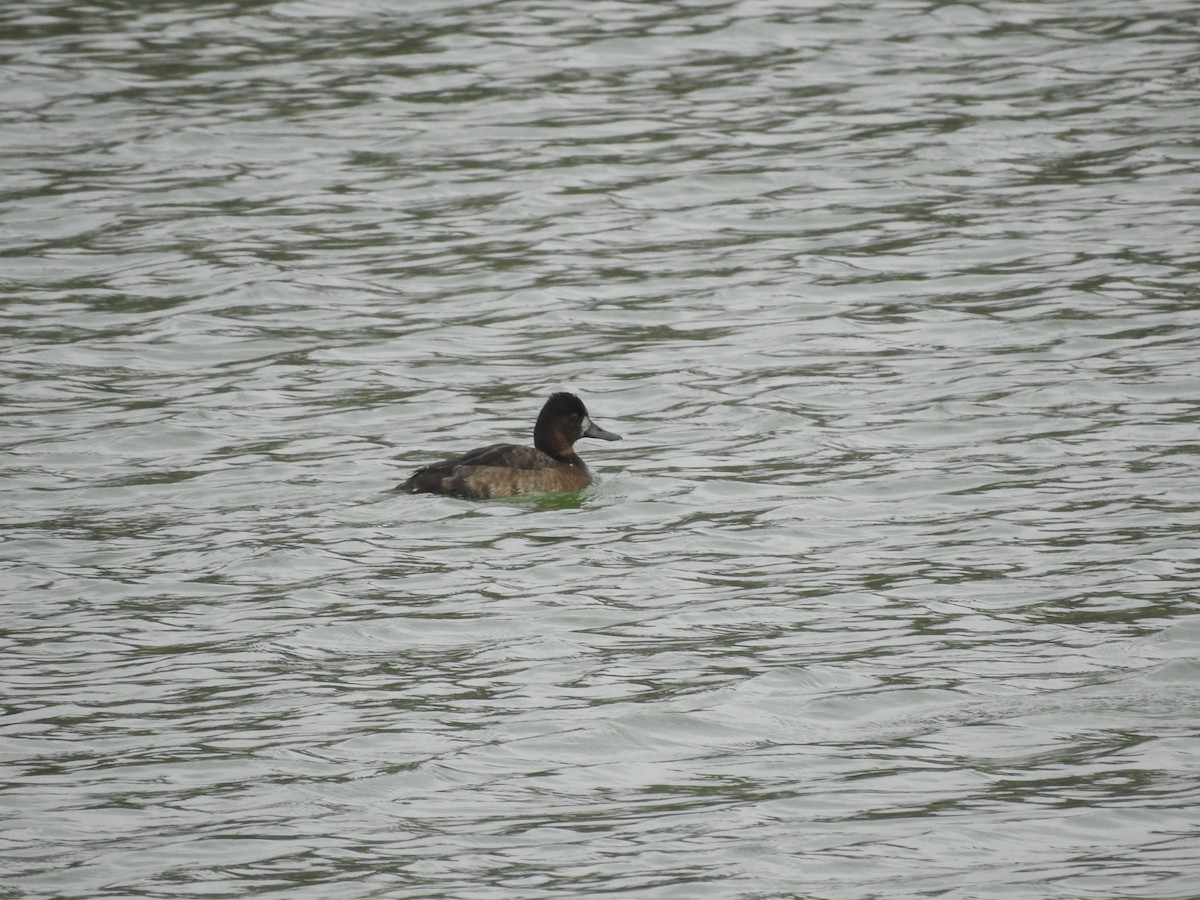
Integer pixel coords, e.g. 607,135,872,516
581,415,592,432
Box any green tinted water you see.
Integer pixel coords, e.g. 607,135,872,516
4,1,1200,898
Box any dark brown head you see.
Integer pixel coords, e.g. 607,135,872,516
533,392,621,459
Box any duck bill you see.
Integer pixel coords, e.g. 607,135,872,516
583,421,621,441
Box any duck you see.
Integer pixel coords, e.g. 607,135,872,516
394,392,621,499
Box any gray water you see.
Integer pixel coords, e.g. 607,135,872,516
3,1,1200,897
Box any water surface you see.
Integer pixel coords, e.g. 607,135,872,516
3,1,1200,897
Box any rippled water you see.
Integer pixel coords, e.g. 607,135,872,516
4,1,1200,897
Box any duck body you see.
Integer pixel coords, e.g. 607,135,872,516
395,392,620,500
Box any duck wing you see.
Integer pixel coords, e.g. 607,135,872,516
394,443,560,495
449,443,556,470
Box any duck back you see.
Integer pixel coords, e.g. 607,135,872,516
396,444,590,499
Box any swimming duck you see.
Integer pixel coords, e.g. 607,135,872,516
394,392,621,499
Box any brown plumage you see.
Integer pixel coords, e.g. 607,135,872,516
394,392,621,499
